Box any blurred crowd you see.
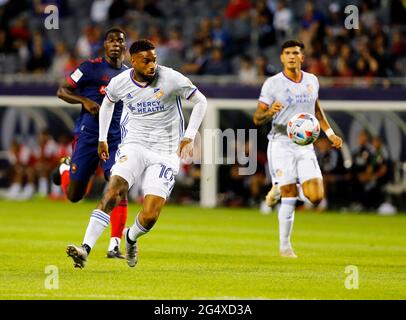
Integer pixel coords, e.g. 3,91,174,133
0,126,398,213
1,129,72,200
0,0,405,85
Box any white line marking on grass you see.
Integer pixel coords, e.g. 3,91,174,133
2,293,279,300
0,293,160,299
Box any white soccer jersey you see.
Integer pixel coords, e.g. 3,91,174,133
104,65,197,154
259,71,319,141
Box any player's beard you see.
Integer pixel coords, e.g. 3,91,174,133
140,71,156,82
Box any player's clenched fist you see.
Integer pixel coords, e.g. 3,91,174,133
98,141,109,162
329,134,343,149
270,101,284,114
177,137,193,160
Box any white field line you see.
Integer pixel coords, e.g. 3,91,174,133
0,293,278,300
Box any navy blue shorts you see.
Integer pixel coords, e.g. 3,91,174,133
70,127,120,184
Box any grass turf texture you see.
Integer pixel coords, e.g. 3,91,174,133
0,199,405,300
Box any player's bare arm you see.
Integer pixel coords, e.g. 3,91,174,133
315,99,343,149
178,89,208,160
57,79,100,116
98,95,116,161
253,101,283,126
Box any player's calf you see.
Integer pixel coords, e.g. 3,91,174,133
98,176,128,213
302,178,324,207
139,195,165,229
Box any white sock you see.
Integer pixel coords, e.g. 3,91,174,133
278,197,296,251
83,209,110,249
59,163,70,175
108,237,121,251
128,213,149,242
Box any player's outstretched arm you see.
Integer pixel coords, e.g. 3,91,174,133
315,99,343,149
56,79,100,116
253,101,283,126
178,90,207,160
98,96,115,161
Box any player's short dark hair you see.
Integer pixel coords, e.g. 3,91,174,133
129,39,155,55
104,27,126,40
281,40,305,53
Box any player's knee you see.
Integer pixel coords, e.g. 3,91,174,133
280,184,298,197
105,186,121,203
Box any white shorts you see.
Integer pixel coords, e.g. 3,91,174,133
110,143,180,199
267,139,322,187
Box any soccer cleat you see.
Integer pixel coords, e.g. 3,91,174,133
106,246,125,259
280,248,298,258
124,229,138,267
52,156,71,186
66,244,88,268
265,184,281,207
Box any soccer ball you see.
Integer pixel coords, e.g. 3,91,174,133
287,113,320,146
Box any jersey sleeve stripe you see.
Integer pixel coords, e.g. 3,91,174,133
176,96,185,137
105,91,116,103
186,88,197,100
66,76,78,88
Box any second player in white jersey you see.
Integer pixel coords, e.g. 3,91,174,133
259,71,319,142
253,40,343,259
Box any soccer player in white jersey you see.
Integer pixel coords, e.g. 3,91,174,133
66,39,207,268
253,40,342,258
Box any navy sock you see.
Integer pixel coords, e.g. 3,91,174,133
82,244,91,254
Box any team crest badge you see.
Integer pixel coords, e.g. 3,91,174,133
118,155,128,163
307,84,314,93
71,163,77,174
154,89,164,99
275,169,284,177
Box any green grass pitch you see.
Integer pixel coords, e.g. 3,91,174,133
0,199,405,300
